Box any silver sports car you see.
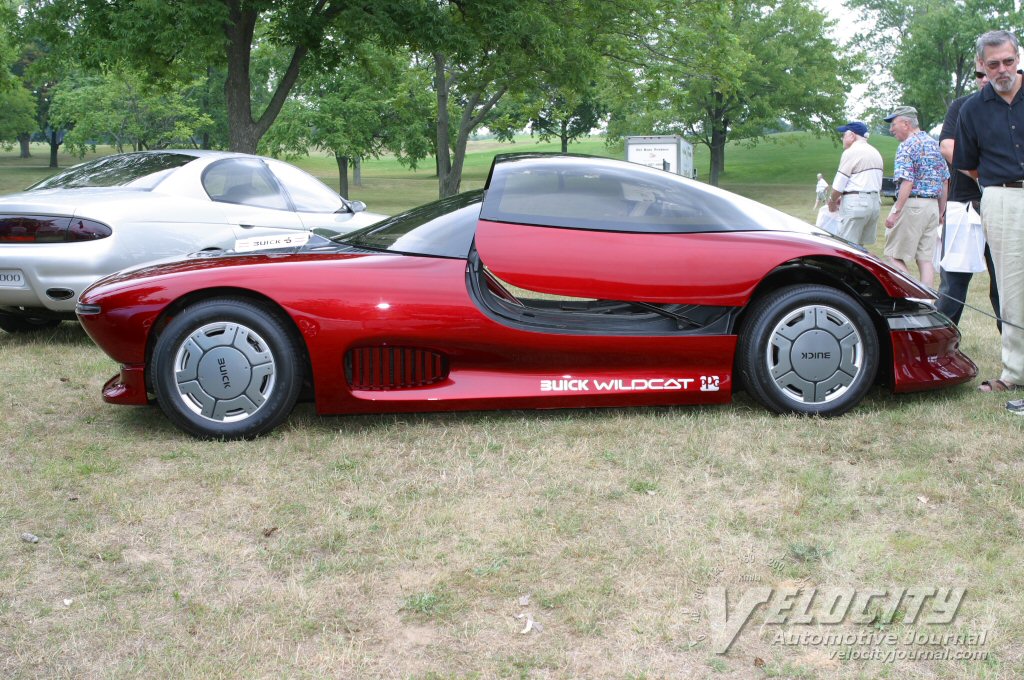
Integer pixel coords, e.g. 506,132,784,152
0,150,386,332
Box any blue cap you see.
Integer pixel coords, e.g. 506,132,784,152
836,121,868,136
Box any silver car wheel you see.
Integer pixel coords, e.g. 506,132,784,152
172,321,277,422
766,304,864,405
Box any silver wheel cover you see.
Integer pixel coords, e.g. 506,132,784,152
172,321,277,422
766,304,863,404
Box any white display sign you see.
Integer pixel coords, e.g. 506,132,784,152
625,135,695,178
235,232,310,252
628,143,679,172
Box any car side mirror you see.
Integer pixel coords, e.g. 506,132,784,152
348,200,367,213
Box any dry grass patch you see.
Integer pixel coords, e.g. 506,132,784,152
2,322,1022,678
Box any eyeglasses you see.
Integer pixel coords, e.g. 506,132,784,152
984,56,1018,70
975,71,987,78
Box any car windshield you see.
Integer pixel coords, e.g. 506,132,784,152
29,152,196,190
334,190,482,258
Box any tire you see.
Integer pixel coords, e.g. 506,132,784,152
151,298,304,439
0,312,61,334
737,284,879,417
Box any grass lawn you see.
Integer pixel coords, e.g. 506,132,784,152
1,136,1021,679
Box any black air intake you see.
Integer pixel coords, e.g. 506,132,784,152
345,347,448,390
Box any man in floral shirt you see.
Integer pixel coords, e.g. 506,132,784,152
883,105,949,288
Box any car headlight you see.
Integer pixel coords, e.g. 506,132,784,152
883,299,950,330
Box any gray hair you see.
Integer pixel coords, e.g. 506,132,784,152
976,30,1020,61
897,113,919,128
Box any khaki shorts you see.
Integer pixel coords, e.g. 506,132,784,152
884,197,939,261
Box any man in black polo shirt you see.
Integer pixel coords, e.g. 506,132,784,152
955,29,1024,396
938,70,1000,328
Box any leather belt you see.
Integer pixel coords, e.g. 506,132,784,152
841,190,878,195
996,180,1024,188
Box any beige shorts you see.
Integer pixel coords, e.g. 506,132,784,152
884,197,939,261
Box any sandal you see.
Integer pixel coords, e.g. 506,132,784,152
978,379,1024,393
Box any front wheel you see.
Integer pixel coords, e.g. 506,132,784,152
151,298,304,439
737,284,879,416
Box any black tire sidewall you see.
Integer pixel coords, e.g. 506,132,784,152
738,284,879,416
151,299,303,439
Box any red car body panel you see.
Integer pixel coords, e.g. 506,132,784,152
890,327,977,392
475,220,933,303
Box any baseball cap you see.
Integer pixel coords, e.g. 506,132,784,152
883,105,918,122
836,121,869,136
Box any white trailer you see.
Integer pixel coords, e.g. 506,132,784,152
625,135,696,179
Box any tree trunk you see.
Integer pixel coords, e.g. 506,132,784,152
18,133,31,158
433,53,452,199
48,129,60,168
444,123,471,198
561,120,569,153
708,95,728,186
222,0,308,153
353,157,362,186
201,67,213,150
709,135,726,186
435,59,507,198
335,154,349,197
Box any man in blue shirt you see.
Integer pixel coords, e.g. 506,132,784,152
883,105,949,289
955,30,1024,397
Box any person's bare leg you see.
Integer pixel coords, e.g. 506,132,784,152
887,257,910,275
917,259,935,289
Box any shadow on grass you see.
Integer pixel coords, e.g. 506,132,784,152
0,321,93,347
98,382,978,443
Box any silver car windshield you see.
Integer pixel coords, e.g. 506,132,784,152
29,153,196,190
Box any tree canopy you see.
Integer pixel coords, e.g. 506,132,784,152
415,0,603,197
607,0,855,185
260,45,432,196
0,80,36,146
49,67,212,154
9,0,858,193
20,0,415,153
848,0,1023,129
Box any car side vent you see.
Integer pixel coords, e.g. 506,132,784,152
345,347,448,390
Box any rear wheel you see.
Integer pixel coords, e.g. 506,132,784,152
151,298,303,439
737,284,879,416
0,312,61,334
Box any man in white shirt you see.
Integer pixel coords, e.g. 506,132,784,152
813,172,829,210
827,121,885,245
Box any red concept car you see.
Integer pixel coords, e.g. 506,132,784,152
77,153,977,439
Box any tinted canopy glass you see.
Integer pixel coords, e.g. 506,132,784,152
481,153,815,234
30,152,196,190
335,190,481,258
